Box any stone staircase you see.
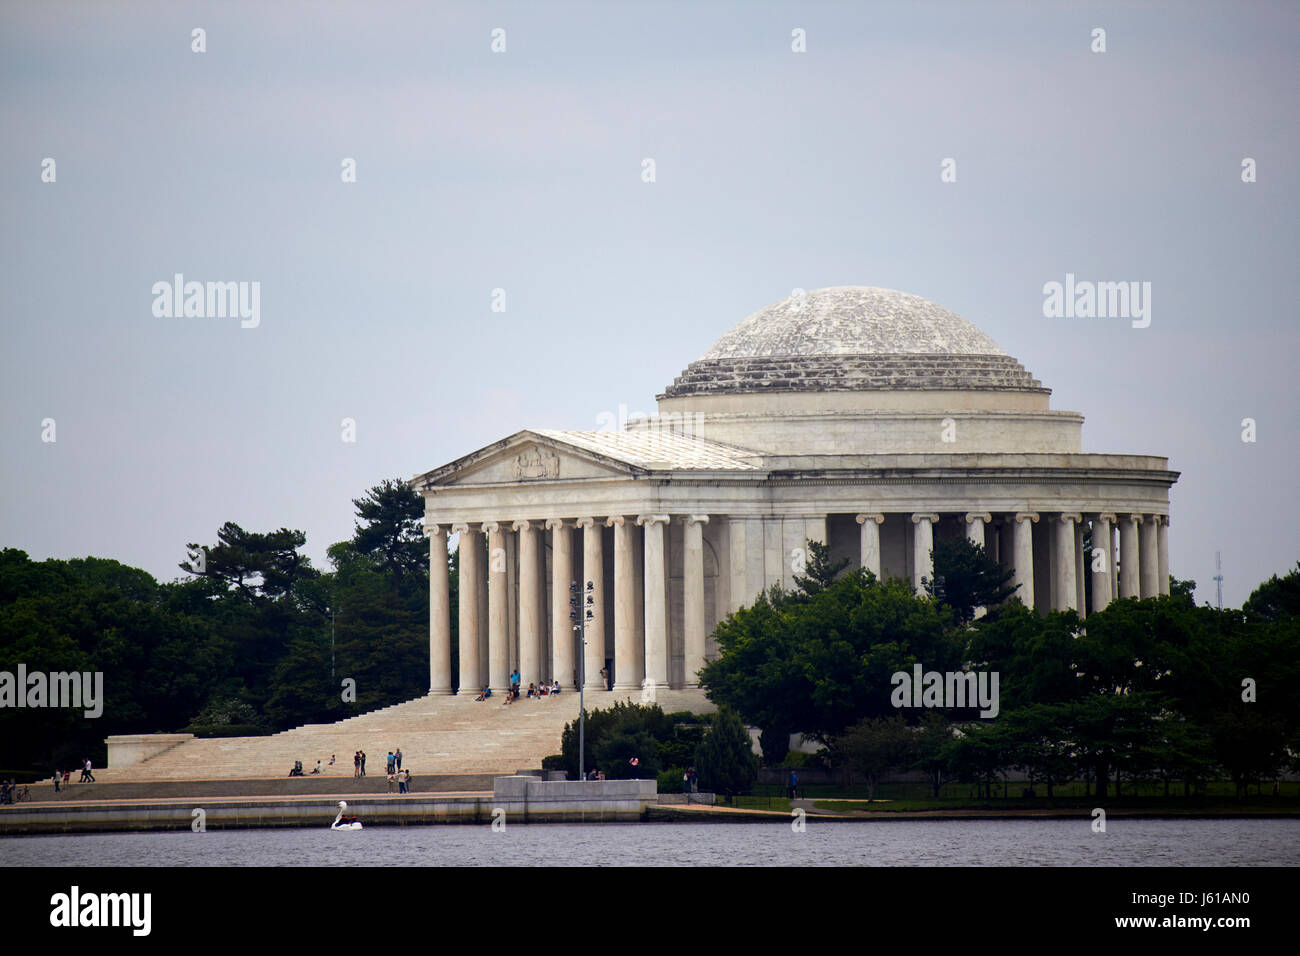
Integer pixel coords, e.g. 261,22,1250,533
98,688,714,782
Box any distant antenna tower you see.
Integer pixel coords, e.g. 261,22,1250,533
1212,551,1224,611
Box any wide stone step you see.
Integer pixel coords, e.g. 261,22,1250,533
108,690,714,781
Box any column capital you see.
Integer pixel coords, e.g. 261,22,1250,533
511,519,535,532
1014,512,1039,524
680,514,710,526
964,512,992,524
575,517,599,530
1127,513,1145,525
450,522,474,535
1057,512,1083,524
544,518,568,531
605,515,627,528
636,514,671,527
1156,514,1170,527
911,512,940,524
1096,513,1117,524
423,523,448,537
856,513,885,525
481,520,502,535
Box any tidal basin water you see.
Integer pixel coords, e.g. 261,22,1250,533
6,818,1300,866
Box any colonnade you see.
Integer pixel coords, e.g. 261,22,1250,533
425,509,1170,695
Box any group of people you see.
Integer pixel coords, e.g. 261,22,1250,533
498,670,565,705
384,748,413,793
45,759,95,793
682,767,699,793
353,750,368,777
0,779,29,804
475,671,575,703
286,755,334,777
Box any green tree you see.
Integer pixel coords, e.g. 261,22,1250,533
349,478,428,586
912,711,954,797
701,569,960,743
694,708,759,797
931,535,1018,624
835,714,915,801
791,539,849,598
1243,563,1300,623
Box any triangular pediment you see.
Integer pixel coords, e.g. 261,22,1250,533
411,431,644,489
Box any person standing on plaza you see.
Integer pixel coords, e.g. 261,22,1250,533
360,750,367,776
395,747,402,772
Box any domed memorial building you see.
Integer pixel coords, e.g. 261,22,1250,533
411,287,1178,696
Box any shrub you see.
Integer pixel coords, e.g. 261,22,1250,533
595,730,661,780
559,701,673,779
658,767,689,793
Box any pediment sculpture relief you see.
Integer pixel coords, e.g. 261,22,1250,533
514,448,560,480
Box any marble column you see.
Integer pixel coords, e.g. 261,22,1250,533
683,515,709,687
804,514,827,550
546,519,575,690
1157,516,1170,596
911,513,939,593
483,522,509,693
427,524,453,695
514,521,541,689
1140,514,1159,598
1091,514,1115,612
638,515,670,691
576,517,606,691
999,519,1016,582
1074,520,1086,617
608,516,639,690
1053,513,1081,611
1119,514,1142,599
856,513,884,578
1013,512,1037,611
453,523,481,693
965,512,991,550
728,516,748,613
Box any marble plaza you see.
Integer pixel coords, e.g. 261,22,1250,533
412,286,1178,696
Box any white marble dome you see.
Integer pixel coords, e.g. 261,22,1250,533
661,285,1042,398
701,286,1007,359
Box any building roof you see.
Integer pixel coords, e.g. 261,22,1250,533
536,429,764,471
702,286,1006,359
662,286,1044,398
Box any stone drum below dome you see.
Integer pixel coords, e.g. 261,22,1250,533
661,286,1046,398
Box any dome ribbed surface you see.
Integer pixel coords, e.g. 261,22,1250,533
662,286,1045,397
702,286,1006,358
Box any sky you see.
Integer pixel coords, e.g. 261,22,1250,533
1,0,1296,609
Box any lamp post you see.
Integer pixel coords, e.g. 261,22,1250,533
570,580,595,781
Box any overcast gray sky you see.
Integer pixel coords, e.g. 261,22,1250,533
2,1,1296,609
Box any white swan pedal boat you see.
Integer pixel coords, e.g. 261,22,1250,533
331,800,363,830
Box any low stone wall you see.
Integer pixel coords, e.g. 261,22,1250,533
0,796,499,834
655,792,716,806
0,776,661,833
492,775,658,822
